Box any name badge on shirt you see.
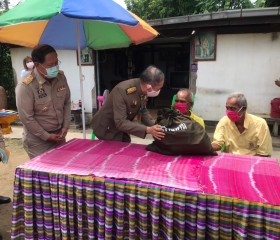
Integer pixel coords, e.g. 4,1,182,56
131,100,138,107
57,86,66,92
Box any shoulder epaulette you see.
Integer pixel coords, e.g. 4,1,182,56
126,86,136,95
22,74,33,85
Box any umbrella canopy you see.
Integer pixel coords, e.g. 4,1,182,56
0,0,159,50
0,0,159,138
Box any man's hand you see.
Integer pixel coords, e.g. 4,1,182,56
47,134,61,142
275,79,280,87
146,125,165,140
58,128,68,141
211,143,222,151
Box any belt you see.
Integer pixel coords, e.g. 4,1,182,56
47,129,61,134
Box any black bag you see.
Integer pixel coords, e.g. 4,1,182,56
146,108,217,156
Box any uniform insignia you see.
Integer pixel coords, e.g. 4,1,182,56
140,95,147,110
57,86,66,92
126,87,136,95
22,74,33,85
131,100,137,107
37,87,47,99
42,106,48,112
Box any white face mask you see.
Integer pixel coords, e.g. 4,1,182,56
26,61,34,69
146,84,160,97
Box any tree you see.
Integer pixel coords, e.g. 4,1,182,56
264,0,280,7
0,44,16,109
0,1,16,109
125,0,198,20
0,0,9,11
125,0,254,20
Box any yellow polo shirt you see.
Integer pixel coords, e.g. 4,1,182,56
190,111,205,128
212,113,272,156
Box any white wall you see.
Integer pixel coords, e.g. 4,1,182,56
193,32,280,121
10,48,96,113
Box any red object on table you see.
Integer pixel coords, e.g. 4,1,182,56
270,98,280,118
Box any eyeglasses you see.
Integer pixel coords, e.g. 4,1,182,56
42,60,61,68
226,106,243,112
175,99,193,104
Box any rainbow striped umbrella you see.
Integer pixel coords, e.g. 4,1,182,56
0,0,159,138
0,0,158,50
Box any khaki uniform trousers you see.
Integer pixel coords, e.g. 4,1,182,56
23,130,65,159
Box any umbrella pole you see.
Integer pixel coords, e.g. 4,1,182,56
76,19,86,139
96,50,100,96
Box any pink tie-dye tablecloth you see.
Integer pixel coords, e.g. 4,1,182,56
20,138,280,205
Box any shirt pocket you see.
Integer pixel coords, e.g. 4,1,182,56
56,89,67,98
34,98,52,114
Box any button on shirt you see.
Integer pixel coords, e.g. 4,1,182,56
212,113,272,156
16,68,71,141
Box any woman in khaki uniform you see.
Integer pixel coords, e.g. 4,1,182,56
92,66,165,142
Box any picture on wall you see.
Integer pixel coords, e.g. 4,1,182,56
77,47,94,66
193,31,216,61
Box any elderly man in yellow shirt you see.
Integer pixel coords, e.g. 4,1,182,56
173,88,205,128
212,92,272,156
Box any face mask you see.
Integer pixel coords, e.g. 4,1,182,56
226,107,244,122
147,89,160,97
174,102,189,114
146,84,160,97
26,61,34,69
43,65,59,78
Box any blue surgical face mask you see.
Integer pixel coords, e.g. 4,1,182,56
40,63,59,78
45,65,59,78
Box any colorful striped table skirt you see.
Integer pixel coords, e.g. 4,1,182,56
11,168,280,239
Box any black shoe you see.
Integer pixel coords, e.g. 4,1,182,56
0,195,11,204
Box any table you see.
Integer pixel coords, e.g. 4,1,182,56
11,139,280,239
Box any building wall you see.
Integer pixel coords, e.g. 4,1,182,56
10,48,96,114
193,32,280,121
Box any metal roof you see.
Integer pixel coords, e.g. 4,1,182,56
148,7,280,27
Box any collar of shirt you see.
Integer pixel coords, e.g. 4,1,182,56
243,112,249,129
228,112,249,133
34,68,47,85
135,78,145,96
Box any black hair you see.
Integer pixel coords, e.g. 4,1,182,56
31,44,56,64
140,65,165,86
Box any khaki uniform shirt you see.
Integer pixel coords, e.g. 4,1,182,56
212,113,272,156
92,78,155,141
16,68,71,141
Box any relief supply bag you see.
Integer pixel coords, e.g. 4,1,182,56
146,108,217,156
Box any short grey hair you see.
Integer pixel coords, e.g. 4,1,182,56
178,88,193,98
140,65,165,85
227,92,247,108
